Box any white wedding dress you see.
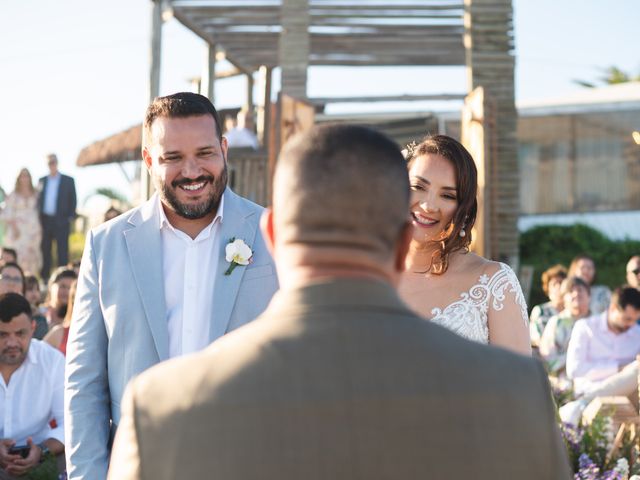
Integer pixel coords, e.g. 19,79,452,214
429,262,529,344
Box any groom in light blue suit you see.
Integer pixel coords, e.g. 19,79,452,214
64,92,278,480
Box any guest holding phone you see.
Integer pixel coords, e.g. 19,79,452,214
0,293,65,479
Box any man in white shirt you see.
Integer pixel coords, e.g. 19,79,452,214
560,287,640,424
224,109,260,149
65,92,278,480
37,154,77,279
0,293,65,479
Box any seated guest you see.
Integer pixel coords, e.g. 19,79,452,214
109,124,570,479
65,260,81,277
539,276,591,375
103,206,122,223
44,280,77,355
0,247,17,265
0,293,65,478
566,286,640,395
24,274,48,340
43,267,76,328
568,254,611,315
627,255,640,289
530,264,567,347
0,262,25,297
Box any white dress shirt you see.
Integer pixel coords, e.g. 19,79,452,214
0,340,65,444
159,194,224,358
566,311,640,394
42,173,61,216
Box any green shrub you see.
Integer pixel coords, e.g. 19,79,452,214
520,224,640,310
69,231,85,263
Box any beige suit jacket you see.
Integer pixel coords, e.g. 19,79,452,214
109,278,571,480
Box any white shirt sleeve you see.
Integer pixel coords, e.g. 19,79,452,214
566,320,618,381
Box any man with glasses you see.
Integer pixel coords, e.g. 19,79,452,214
626,256,640,289
37,154,77,280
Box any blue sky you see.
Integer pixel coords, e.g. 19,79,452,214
0,0,637,211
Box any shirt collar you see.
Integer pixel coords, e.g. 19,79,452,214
25,340,38,365
157,190,225,234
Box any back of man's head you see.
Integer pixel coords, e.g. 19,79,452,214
143,92,223,145
612,286,640,311
0,293,32,323
272,124,409,268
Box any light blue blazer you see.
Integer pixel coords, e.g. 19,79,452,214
64,189,278,480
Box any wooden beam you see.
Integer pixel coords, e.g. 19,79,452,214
257,66,273,147
149,0,162,103
201,42,216,102
142,0,164,202
172,9,254,75
465,0,519,266
308,94,466,104
279,0,309,99
245,72,255,112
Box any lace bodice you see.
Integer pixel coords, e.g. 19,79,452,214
430,262,529,344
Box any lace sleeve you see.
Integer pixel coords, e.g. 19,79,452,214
487,263,529,326
485,263,531,355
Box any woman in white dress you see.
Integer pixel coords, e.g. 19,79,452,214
0,168,42,275
398,135,531,355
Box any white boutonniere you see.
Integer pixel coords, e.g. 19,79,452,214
224,238,253,275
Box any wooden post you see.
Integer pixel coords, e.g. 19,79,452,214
464,0,519,267
142,0,163,202
257,66,273,147
462,87,492,259
201,43,216,103
245,72,255,115
279,0,309,99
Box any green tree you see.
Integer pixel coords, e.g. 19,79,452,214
574,65,640,88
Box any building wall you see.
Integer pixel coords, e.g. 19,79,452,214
518,109,640,214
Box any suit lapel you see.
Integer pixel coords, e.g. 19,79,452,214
210,189,259,341
123,196,169,361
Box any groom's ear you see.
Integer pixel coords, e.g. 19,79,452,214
142,147,153,170
260,208,275,256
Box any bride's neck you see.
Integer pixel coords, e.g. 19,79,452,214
405,240,438,271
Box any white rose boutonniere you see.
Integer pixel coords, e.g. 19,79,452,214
224,238,253,275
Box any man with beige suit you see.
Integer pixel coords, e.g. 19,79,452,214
109,125,571,479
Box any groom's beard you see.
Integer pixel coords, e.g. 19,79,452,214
155,163,228,220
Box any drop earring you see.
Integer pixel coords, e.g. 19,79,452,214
459,226,466,238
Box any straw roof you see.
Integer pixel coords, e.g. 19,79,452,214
76,124,143,167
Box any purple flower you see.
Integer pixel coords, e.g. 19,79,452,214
562,422,584,453
575,454,600,480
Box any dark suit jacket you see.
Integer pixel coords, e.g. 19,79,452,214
38,174,77,220
109,278,571,480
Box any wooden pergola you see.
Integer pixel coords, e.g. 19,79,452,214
160,0,518,265
84,0,519,264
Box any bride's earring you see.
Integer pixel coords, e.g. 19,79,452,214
459,226,466,238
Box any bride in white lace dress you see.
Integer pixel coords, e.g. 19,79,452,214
398,135,531,355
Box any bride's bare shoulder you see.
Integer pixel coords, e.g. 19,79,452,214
451,252,502,278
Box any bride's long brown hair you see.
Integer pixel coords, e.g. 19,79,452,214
404,135,478,275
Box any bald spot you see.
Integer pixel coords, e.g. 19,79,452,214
273,125,410,262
